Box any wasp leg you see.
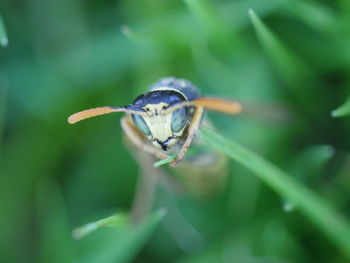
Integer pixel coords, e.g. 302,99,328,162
173,106,204,164
121,116,169,160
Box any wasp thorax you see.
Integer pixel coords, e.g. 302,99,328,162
130,90,189,151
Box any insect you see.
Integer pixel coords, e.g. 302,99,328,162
68,77,242,165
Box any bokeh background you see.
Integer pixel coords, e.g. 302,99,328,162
1,0,350,262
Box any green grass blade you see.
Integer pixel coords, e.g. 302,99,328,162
0,14,8,47
153,144,212,167
248,9,314,86
73,212,129,240
153,155,176,167
200,127,350,258
77,208,166,263
332,96,350,117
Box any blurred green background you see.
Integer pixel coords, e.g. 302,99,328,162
1,0,350,262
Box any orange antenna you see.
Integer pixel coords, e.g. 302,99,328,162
190,97,242,115
68,107,126,124
164,97,242,115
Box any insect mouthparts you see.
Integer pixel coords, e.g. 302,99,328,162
156,139,168,151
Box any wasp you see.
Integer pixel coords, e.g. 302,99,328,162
68,77,242,165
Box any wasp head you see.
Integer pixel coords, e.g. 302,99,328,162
130,89,190,151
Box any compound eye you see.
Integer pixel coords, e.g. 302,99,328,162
131,114,151,136
171,107,188,133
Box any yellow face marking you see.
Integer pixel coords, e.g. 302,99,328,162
142,102,186,150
